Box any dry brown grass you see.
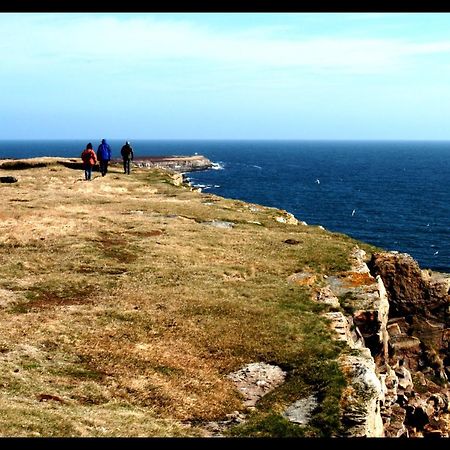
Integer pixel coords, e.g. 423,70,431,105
0,158,377,437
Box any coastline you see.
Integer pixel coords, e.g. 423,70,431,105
0,140,448,273
0,155,214,174
0,156,448,437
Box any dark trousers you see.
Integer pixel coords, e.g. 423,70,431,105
123,159,131,174
99,160,109,176
84,164,93,180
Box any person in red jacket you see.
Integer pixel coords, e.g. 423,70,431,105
81,142,97,181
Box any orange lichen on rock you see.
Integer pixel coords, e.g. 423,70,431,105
341,272,375,287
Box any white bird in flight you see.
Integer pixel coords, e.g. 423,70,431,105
315,179,320,184
351,209,356,216
433,251,439,255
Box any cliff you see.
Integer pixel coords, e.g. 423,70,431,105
0,156,447,438
321,249,449,437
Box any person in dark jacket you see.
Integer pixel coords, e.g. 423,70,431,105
81,142,97,181
97,139,112,176
120,141,134,175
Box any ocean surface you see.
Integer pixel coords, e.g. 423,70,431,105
0,139,448,273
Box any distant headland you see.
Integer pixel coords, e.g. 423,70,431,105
126,154,214,172
0,154,214,174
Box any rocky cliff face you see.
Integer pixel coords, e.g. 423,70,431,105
330,249,450,437
369,252,449,323
320,247,388,437
369,252,450,437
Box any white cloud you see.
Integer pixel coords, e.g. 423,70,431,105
1,13,450,75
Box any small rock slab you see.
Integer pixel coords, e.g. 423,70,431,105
283,395,317,425
389,335,421,353
228,362,286,407
203,220,234,229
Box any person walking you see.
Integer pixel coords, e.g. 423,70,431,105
120,141,134,175
81,142,97,181
97,139,112,176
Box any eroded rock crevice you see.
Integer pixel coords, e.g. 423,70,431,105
367,251,450,437
322,247,449,437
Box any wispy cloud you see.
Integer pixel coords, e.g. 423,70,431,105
1,14,450,76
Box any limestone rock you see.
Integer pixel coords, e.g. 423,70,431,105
171,173,184,186
274,211,299,225
339,352,384,437
316,286,340,309
369,251,450,382
379,364,399,409
350,247,371,274
387,323,402,337
384,403,409,437
227,362,286,408
203,220,234,229
283,395,317,425
369,252,449,320
394,364,414,393
389,335,421,354
323,311,364,349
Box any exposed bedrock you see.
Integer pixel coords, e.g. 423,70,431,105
338,349,384,437
369,252,450,383
323,248,450,437
324,248,390,363
321,247,389,436
368,252,449,321
367,251,449,436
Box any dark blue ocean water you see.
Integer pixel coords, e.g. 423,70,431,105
0,139,448,273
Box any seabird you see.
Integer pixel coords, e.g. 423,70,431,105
315,179,320,184
433,251,439,255
351,209,356,216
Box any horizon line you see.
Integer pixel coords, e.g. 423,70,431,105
2,137,450,142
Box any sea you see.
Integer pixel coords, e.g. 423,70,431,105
0,139,448,273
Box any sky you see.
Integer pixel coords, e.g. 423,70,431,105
2,12,450,140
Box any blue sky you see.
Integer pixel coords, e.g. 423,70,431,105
2,12,450,139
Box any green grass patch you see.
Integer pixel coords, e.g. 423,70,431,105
338,291,359,316
58,366,106,381
22,279,98,309
228,413,307,437
8,303,29,314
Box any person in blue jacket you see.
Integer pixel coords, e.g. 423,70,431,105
97,139,112,177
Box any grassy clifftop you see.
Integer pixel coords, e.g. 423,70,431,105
0,158,378,437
